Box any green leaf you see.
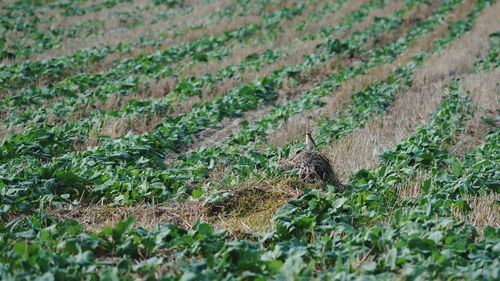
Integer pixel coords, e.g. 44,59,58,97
191,188,204,198
428,231,443,243
333,198,348,210
422,179,431,193
361,261,377,272
13,241,28,257
100,267,120,281
385,248,397,269
112,217,135,241
484,226,499,242
452,161,462,177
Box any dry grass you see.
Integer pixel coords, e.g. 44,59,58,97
449,68,500,154
414,1,500,85
395,172,427,202
47,201,204,232
48,179,304,234
460,194,500,233
325,81,447,181
209,180,303,234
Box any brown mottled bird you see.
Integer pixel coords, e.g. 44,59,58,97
305,132,317,150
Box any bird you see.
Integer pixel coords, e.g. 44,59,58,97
305,132,317,150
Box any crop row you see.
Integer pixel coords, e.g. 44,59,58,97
134,0,491,198
4,0,386,130
262,82,498,280
0,0,274,62
1,61,497,280
2,0,341,126
0,0,272,89
0,0,315,101
0,0,136,59
2,0,334,89
172,0,488,184
0,0,482,212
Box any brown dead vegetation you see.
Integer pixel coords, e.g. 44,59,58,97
48,179,305,235
395,172,426,202
326,80,448,181
450,68,500,154
460,193,500,233
47,201,204,232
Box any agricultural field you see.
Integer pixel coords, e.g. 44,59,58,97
0,0,499,279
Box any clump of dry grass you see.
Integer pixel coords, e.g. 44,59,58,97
204,179,304,234
48,179,305,235
395,172,426,201
453,193,500,239
47,201,204,232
